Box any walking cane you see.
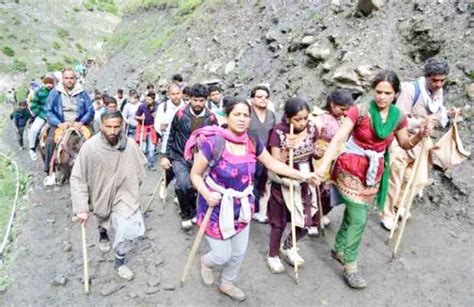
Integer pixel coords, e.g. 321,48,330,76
392,138,428,256
316,185,325,237
142,171,166,214
288,124,299,283
181,206,213,286
388,138,426,242
81,223,90,294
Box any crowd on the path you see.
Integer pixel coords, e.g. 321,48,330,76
5,57,468,302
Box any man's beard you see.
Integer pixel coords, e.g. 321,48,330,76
192,106,204,114
104,132,120,145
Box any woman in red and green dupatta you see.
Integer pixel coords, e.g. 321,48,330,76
315,70,432,289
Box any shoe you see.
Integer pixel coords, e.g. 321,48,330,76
331,249,345,265
380,217,395,231
252,212,268,224
343,271,367,289
98,239,111,253
159,181,166,199
280,246,304,267
181,219,193,230
219,284,246,302
307,226,319,237
267,255,285,274
115,265,134,281
397,207,412,221
173,197,179,205
29,149,37,161
43,173,56,187
191,217,197,224
200,256,214,285
321,216,331,226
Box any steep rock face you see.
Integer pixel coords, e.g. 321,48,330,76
91,1,472,111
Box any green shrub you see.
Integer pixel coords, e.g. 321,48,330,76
52,42,61,50
178,0,201,16
46,62,64,72
2,46,15,57
75,42,85,53
11,59,27,72
85,0,118,14
57,28,70,39
469,70,474,81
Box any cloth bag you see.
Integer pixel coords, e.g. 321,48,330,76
430,120,471,170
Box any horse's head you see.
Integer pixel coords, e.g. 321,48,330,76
57,128,87,182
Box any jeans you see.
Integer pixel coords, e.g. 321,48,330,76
142,135,156,167
16,126,25,147
44,127,57,173
203,225,250,283
172,159,196,220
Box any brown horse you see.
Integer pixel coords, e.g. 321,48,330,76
38,126,87,185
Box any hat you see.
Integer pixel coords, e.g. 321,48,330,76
43,75,55,84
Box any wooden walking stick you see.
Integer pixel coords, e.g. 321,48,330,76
288,124,299,283
81,222,90,294
142,171,166,213
392,138,428,256
388,138,426,242
180,206,213,285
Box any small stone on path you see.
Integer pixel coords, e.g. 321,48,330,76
147,276,161,288
144,287,160,295
52,276,67,286
100,283,125,296
163,283,176,291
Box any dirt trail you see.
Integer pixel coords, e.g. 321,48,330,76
0,120,472,306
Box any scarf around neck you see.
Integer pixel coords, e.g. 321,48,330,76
184,126,249,161
369,100,401,210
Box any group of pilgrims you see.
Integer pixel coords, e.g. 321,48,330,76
8,56,464,302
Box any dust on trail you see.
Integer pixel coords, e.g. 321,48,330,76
0,120,472,306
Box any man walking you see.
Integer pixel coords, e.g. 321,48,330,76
160,84,218,230
71,110,147,280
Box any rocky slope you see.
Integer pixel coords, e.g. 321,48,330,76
92,0,474,222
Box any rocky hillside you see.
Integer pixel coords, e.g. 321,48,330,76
0,0,120,95
92,0,473,108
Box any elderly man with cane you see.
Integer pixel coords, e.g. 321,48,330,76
71,109,147,281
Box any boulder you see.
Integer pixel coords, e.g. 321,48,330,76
305,44,331,62
467,83,474,99
333,66,362,88
224,60,236,75
264,30,279,44
357,0,383,16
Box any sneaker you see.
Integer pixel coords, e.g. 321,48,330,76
266,255,285,274
200,256,214,285
321,216,331,226
397,207,412,221
380,217,395,231
181,219,193,230
343,271,367,289
307,226,319,237
191,217,197,224
280,246,304,267
219,284,246,302
98,239,111,253
331,249,345,265
173,197,179,205
29,149,37,161
115,265,134,281
252,212,268,224
43,173,56,187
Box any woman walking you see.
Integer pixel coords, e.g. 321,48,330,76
315,70,432,289
266,97,320,273
188,97,316,301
